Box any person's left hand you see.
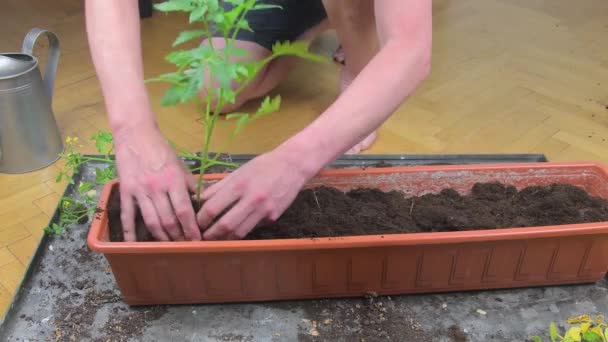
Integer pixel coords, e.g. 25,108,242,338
196,151,313,240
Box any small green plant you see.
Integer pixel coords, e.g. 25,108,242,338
45,0,326,234
45,133,117,234
148,0,327,200
44,191,96,235
531,315,608,342
55,133,116,185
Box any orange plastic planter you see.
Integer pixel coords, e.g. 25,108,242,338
88,162,608,305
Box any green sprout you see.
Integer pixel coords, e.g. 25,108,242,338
45,0,326,235
531,315,608,342
148,0,327,201
55,133,116,185
44,133,117,235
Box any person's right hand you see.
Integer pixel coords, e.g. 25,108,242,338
113,121,201,242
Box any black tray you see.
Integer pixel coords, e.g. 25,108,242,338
6,154,605,342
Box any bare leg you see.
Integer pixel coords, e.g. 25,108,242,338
201,20,330,113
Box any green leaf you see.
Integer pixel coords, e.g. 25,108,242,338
45,223,63,235
108,165,117,178
161,85,185,106
582,331,602,342
173,30,208,47
551,323,562,342
234,60,263,83
154,0,194,12
252,3,282,10
91,131,113,154
95,167,116,184
564,327,582,342
254,95,281,118
219,88,237,105
212,12,224,24
207,0,220,12
189,5,208,23
531,337,543,342
233,113,250,135
78,182,94,194
271,41,329,64
145,72,184,85
581,323,592,334
588,327,604,339
569,316,593,325
223,0,255,27
180,69,204,102
165,50,192,66
55,171,64,183
61,197,74,206
209,60,239,95
235,20,252,32
225,112,248,120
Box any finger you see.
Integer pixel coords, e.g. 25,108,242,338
203,199,255,240
152,193,185,241
186,175,197,195
120,191,137,242
197,184,239,230
169,183,201,241
136,195,170,241
200,179,224,201
228,209,268,240
181,165,197,194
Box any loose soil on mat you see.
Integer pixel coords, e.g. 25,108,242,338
108,182,608,242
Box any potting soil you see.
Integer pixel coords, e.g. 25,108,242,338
107,182,608,241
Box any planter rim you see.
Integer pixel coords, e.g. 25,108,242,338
88,161,608,254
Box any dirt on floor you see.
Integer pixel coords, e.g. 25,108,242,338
293,293,435,342
24,235,168,342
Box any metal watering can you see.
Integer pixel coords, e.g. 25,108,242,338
0,28,63,173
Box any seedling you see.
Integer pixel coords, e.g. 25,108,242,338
45,134,116,234
46,0,326,234
148,0,327,201
55,132,116,185
531,314,608,342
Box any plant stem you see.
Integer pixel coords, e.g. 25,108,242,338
79,156,113,163
196,81,226,201
193,159,236,174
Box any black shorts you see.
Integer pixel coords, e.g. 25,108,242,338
217,0,327,51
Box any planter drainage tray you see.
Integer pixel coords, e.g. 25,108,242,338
4,153,608,342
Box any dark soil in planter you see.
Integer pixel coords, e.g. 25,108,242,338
107,182,608,242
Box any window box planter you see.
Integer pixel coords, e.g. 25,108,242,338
88,162,608,305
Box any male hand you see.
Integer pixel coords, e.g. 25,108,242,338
197,151,313,240
114,122,201,242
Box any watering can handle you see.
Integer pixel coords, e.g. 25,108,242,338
21,28,60,103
